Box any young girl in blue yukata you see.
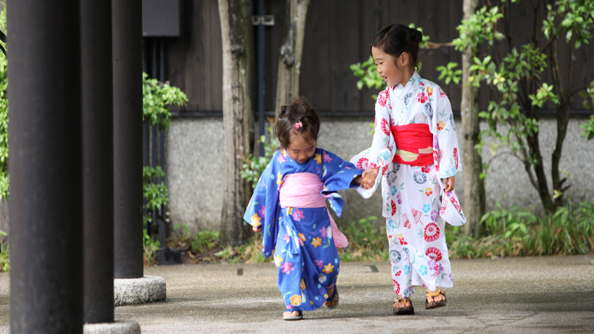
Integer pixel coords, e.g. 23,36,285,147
243,98,375,321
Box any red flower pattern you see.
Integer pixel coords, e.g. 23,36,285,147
357,158,369,170
393,279,400,294
425,247,443,262
418,92,429,103
439,201,447,216
381,118,391,137
423,223,440,242
433,149,440,163
450,197,462,212
378,90,388,107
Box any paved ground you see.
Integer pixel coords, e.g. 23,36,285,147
0,255,593,333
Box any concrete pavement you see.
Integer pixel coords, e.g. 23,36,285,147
0,255,593,333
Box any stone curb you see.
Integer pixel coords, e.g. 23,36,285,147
84,320,140,334
114,275,166,306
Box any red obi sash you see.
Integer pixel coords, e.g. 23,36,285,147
391,124,433,166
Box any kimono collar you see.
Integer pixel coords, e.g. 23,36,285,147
390,70,421,97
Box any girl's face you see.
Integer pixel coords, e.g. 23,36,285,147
286,134,316,164
372,46,410,87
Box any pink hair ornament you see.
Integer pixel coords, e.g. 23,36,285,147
294,121,303,129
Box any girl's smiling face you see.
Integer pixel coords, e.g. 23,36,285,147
287,134,316,164
372,46,409,87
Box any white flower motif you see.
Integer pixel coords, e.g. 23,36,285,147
319,274,327,283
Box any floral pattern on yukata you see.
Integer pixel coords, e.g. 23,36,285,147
244,148,363,311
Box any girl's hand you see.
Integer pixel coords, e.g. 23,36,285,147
443,176,455,193
252,225,262,233
361,168,379,189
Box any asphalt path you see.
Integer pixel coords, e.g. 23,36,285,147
123,255,594,333
0,255,592,333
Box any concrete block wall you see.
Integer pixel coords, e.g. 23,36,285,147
165,116,594,234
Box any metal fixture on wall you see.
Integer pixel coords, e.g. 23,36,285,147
142,0,181,265
253,0,274,156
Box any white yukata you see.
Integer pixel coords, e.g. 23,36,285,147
351,71,466,297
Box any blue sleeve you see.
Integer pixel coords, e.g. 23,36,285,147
243,151,283,258
319,150,364,217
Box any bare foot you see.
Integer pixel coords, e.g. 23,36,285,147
425,288,445,304
324,287,339,308
283,310,301,318
393,295,411,309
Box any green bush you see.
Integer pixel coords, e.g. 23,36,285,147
338,216,389,261
191,230,219,254
241,126,279,189
447,199,594,259
165,198,594,264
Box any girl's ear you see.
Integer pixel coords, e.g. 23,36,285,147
400,52,410,67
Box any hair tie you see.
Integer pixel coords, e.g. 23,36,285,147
294,122,303,129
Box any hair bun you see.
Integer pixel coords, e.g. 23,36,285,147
407,29,423,44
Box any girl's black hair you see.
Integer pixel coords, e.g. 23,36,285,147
275,97,321,148
371,24,423,69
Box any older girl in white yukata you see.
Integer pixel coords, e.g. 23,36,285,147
352,24,466,315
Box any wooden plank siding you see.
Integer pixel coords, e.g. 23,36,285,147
163,0,594,115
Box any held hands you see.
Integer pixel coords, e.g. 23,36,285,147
443,176,455,193
360,167,380,189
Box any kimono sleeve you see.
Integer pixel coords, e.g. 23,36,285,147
320,150,364,217
431,89,462,179
429,88,466,226
243,151,282,257
350,89,396,198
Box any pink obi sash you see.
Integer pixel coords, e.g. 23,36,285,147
279,173,349,248
390,123,433,166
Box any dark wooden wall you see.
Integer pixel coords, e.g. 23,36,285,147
163,0,594,115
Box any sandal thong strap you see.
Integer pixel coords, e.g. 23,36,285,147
394,297,412,304
426,290,446,298
283,308,303,321
425,290,447,310
393,297,414,315
325,286,339,309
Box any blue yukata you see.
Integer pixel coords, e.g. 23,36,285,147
244,148,363,311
